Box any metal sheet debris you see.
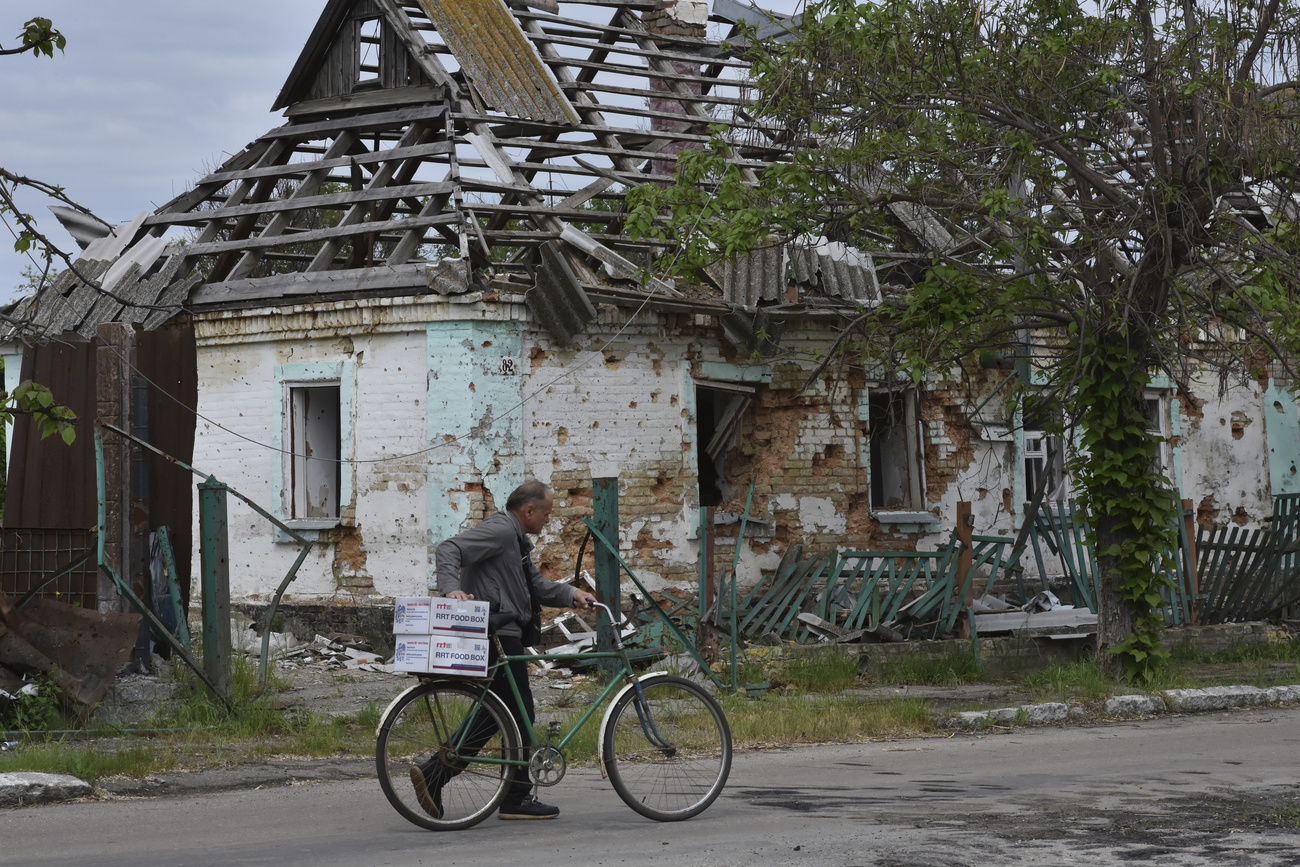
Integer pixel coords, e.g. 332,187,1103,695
0,590,140,714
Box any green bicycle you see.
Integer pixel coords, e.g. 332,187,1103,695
375,601,732,830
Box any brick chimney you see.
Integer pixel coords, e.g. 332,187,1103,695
642,0,707,177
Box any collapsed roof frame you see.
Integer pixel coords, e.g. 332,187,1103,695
13,0,877,345
145,0,788,306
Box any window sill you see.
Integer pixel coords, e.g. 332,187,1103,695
871,510,941,528
276,519,341,544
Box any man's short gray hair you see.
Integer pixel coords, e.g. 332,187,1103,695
506,480,551,513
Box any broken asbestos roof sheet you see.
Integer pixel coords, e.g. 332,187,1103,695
13,0,879,343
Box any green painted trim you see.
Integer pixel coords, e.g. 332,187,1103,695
682,361,700,539
697,360,771,383
1264,380,1300,497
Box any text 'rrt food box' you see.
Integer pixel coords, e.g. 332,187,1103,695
428,637,490,678
429,597,489,639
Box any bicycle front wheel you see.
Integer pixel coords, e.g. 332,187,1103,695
603,675,732,821
376,679,521,831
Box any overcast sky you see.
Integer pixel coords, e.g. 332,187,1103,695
0,1,323,298
0,0,801,301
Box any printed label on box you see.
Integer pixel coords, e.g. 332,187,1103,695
428,637,490,678
392,597,433,634
392,636,433,673
430,597,489,638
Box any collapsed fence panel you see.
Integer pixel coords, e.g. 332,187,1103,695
1195,493,1300,623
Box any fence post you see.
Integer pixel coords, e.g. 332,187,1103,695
198,477,232,702
593,473,620,682
1183,499,1198,624
956,501,974,637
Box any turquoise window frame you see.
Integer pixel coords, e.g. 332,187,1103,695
273,361,355,541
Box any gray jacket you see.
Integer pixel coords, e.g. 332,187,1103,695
434,511,576,638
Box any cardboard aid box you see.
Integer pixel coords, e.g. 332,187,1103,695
392,598,433,634
430,597,490,639
429,637,491,678
393,596,489,639
391,636,433,673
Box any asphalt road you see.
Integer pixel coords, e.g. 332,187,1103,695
6,707,1300,866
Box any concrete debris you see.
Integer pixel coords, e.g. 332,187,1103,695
1022,590,1065,612
91,668,185,728
230,623,301,658
969,595,1016,614
971,607,1099,637
273,634,395,674
0,772,93,807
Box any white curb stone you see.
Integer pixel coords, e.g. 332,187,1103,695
955,702,1068,726
1105,694,1166,716
1266,685,1300,704
1024,702,1069,723
1163,685,1270,712
0,772,92,807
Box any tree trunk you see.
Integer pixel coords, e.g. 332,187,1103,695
1093,513,1138,676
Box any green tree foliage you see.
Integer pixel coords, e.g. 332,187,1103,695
629,0,1300,681
0,17,65,59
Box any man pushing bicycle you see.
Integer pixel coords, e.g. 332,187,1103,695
412,480,596,821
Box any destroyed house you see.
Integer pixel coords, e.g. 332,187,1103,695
4,0,1298,634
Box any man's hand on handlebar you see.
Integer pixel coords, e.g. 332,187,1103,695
572,589,596,610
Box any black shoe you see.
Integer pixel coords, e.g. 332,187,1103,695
499,796,559,820
410,766,443,819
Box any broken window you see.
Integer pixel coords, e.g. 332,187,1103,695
866,390,925,510
357,18,381,86
694,383,753,508
1144,391,1172,481
1022,408,1069,502
288,385,341,520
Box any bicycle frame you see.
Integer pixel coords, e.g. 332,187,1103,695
435,601,651,769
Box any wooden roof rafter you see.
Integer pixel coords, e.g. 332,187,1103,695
29,1,886,329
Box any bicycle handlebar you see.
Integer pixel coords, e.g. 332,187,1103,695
583,600,625,651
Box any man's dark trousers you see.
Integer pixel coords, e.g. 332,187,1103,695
420,634,534,805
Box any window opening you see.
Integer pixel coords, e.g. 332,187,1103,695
694,383,752,508
1022,408,1068,502
357,18,381,85
289,385,342,519
867,390,924,510
1144,392,1171,480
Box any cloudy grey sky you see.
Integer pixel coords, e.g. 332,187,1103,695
1,0,801,301
1,1,322,298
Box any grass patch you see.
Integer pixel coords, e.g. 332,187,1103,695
0,654,380,781
723,693,934,744
777,647,862,693
1020,660,1118,702
1173,634,1300,666
0,740,173,782
872,652,981,686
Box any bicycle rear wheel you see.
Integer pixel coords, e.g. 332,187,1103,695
603,675,732,821
376,679,521,831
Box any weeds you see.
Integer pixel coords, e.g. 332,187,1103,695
723,694,934,744
0,677,63,733
777,646,862,693
1021,660,1116,702
872,652,981,686
0,740,171,781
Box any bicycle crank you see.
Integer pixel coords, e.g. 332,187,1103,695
528,746,566,786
